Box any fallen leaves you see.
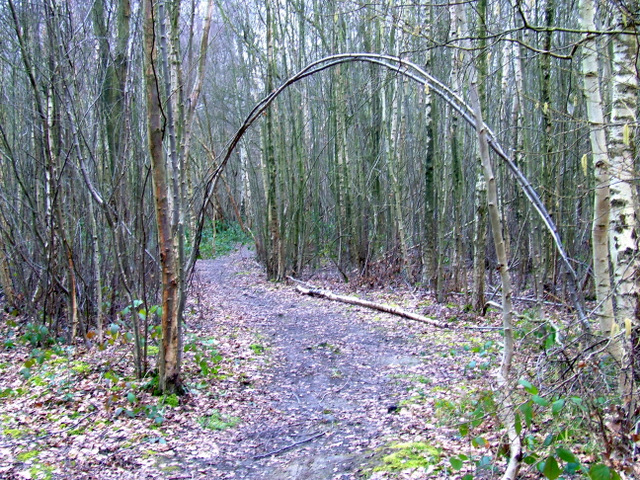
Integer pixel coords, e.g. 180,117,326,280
0,247,533,479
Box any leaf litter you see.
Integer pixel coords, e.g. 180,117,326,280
0,246,510,479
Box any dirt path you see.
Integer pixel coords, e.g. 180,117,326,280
0,247,493,480
185,247,460,479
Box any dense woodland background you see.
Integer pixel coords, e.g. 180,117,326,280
0,0,633,334
0,0,639,477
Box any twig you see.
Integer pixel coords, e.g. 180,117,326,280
320,380,349,401
511,295,567,307
252,431,326,460
461,325,503,331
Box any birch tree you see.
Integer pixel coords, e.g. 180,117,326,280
579,0,620,362
607,3,639,400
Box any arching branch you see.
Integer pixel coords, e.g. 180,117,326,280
188,53,586,325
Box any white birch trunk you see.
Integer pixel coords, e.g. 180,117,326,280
608,6,639,400
578,0,621,362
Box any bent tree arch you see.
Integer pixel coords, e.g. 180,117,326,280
189,53,586,324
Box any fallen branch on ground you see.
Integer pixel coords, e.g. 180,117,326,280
253,431,326,460
289,277,449,329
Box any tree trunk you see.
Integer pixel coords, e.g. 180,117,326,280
471,0,488,313
263,0,282,280
578,0,621,362
607,4,639,403
471,84,521,480
143,0,183,394
387,78,409,276
447,3,465,294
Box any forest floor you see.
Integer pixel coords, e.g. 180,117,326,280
0,247,511,479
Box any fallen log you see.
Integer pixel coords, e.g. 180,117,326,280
289,277,449,329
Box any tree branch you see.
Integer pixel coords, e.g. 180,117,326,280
290,277,449,329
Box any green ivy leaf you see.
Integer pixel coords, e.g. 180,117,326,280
533,395,550,407
543,456,561,480
566,462,582,474
545,334,556,350
471,436,487,448
556,447,577,464
127,392,136,403
471,416,484,428
514,413,522,435
552,398,565,415
450,457,463,471
523,454,539,465
589,464,611,480
518,379,538,395
520,402,533,428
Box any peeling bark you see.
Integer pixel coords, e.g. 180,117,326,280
579,0,621,362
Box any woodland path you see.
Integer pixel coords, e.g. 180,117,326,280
179,247,467,479
0,246,477,479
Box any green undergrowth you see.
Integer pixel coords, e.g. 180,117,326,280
430,319,626,480
16,450,55,480
190,220,253,259
197,409,241,431
0,315,269,438
373,442,442,474
377,312,625,480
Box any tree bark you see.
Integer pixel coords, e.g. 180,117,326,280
143,0,183,394
471,0,488,313
263,0,283,280
578,0,621,363
471,84,521,480
607,4,639,403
